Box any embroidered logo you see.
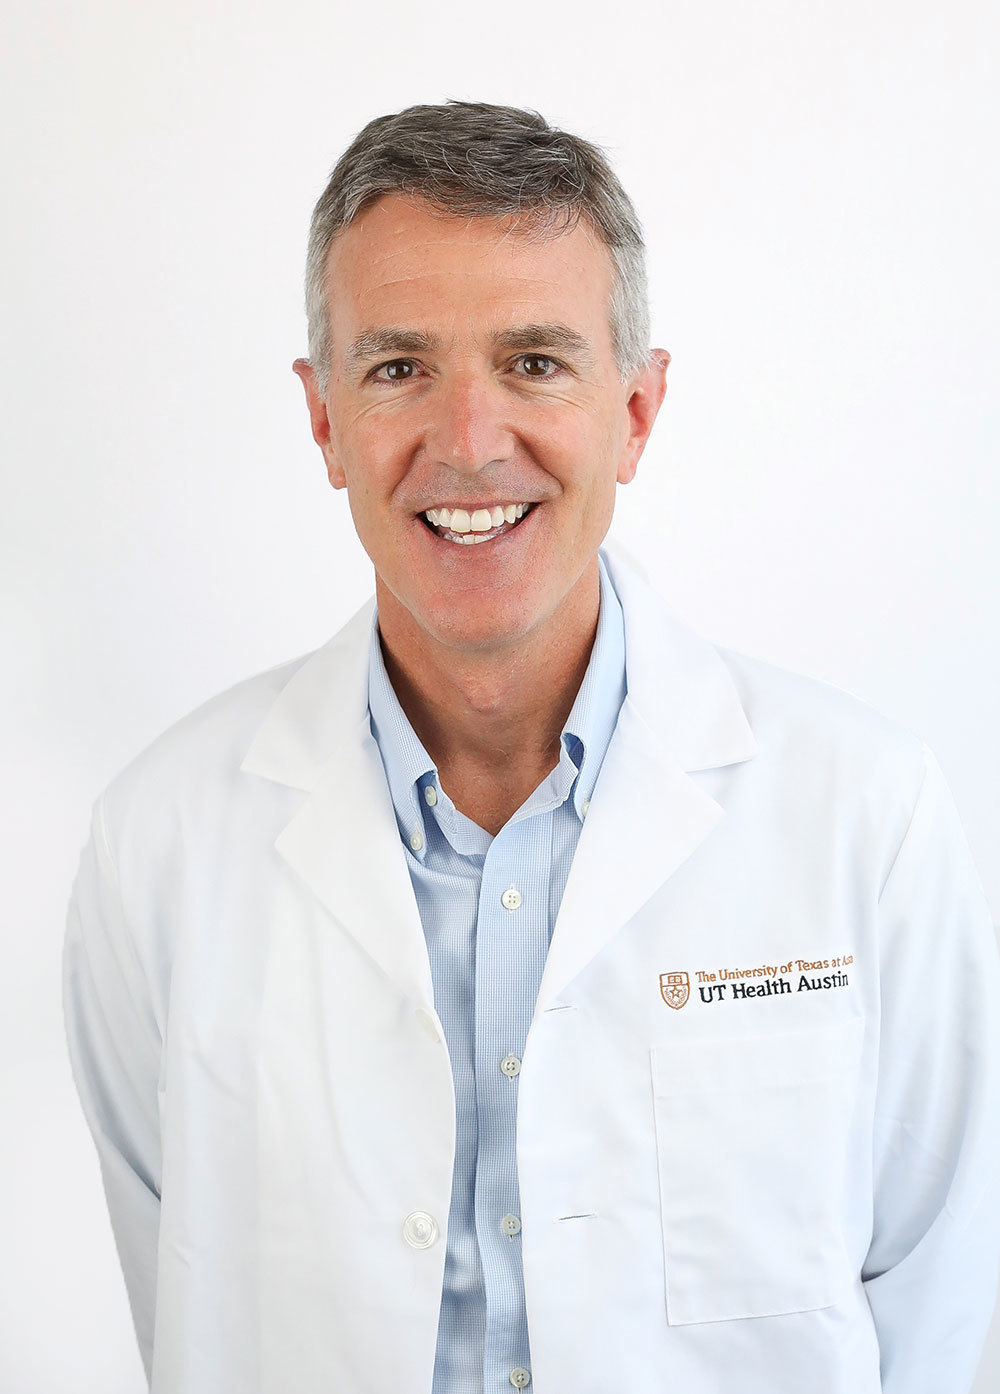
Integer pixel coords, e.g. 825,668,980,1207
659,971,690,1010
660,955,855,1008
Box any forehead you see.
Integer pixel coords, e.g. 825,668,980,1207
322,192,616,352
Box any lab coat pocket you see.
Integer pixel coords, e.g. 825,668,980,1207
650,1015,864,1325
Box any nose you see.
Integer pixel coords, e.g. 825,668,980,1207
424,371,515,474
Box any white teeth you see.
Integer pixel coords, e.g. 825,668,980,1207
421,502,535,536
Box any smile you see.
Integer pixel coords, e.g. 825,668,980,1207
420,502,537,546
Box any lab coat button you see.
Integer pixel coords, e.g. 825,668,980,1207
500,1053,521,1077
402,1211,439,1248
501,1213,522,1237
501,885,523,911
415,1007,441,1043
509,1368,531,1388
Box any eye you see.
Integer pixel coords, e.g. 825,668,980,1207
371,359,418,383
515,354,562,378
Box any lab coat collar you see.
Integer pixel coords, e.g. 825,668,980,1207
239,537,758,1015
240,538,756,787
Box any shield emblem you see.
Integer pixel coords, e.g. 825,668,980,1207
660,971,689,1010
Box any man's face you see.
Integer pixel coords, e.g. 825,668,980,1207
294,192,668,656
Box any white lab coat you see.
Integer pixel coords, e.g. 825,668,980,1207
63,540,1000,1394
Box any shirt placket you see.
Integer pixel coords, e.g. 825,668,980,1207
472,803,553,1389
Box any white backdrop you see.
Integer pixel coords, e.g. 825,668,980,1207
2,0,997,1388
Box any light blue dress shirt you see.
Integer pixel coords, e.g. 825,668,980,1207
367,549,627,1393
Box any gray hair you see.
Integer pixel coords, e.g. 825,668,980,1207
304,101,650,395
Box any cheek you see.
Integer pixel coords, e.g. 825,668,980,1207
338,431,410,510
565,416,625,495
331,395,407,467
532,412,605,478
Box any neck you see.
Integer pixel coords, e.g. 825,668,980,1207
374,560,601,778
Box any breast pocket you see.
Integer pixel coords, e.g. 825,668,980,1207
650,1015,864,1325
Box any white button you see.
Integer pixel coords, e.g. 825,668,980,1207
409,830,424,851
501,886,522,911
501,1213,522,1237
416,1007,441,1042
510,1369,531,1388
500,1053,521,1078
424,786,437,806
581,795,591,817
402,1211,439,1248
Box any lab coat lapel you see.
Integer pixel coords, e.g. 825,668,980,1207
533,543,759,1016
240,599,435,1007
239,542,759,1016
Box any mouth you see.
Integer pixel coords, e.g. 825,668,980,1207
416,501,540,549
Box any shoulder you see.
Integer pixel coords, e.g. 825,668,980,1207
718,641,920,752
606,538,929,800
599,532,926,780
97,647,316,851
96,586,378,833
94,589,377,874
714,641,932,826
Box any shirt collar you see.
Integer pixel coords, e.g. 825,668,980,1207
367,548,626,860
561,550,627,820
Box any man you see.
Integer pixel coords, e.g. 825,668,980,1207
63,101,1000,1394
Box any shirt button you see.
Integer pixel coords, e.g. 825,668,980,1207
409,830,424,851
402,1211,439,1248
581,795,591,817
500,1053,521,1078
501,1214,522,1237
423,786,437,806
510,1369,531,1388
501,885,522,911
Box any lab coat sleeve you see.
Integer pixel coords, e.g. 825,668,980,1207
862,744,1000,1393
62,795,162,1386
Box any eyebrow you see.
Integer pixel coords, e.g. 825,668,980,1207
343,322,597,373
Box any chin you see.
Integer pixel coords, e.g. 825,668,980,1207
418,598,538,653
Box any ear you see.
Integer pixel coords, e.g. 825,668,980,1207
616,349,670,486
291,358,347,490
